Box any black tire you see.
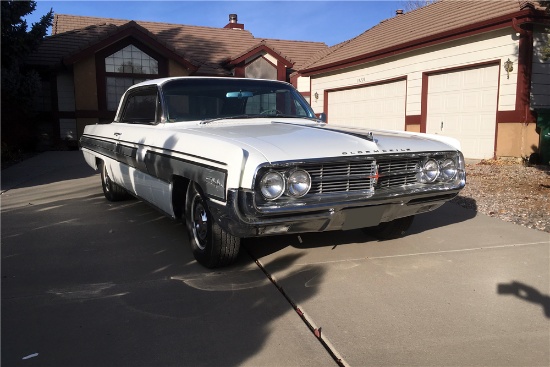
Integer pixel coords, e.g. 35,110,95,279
100,162,130,202
185,183,240,268
362,216,415,240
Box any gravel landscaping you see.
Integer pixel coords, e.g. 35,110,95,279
452,159,550,233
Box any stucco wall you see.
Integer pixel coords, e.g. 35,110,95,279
406,124,421,133
73,56,98,110
169,59,190,76
496,122,539,158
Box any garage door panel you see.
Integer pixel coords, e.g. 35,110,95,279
427,65,498,159
328,80,406,130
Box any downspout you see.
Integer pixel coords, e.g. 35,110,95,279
512,17,534,125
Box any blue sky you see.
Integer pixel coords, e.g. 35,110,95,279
25,1,407,46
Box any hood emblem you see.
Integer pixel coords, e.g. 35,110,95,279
342,148,412,155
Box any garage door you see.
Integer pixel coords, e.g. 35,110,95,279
426,65,499,159
327,80,406,131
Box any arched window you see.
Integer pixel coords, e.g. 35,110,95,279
104,44,159,111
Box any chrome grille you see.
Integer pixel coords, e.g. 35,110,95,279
306,160,377,194
376,157,420,190
303,156,420,194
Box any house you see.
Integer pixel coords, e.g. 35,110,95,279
26,13,329,144
26,0,549,160
296,0,550,160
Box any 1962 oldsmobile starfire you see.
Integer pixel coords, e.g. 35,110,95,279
80,77,466,268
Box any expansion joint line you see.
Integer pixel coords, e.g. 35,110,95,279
249,253,348,367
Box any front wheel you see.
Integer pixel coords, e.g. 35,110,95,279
100,162,130,202
185,183,240,268
362,216,415,240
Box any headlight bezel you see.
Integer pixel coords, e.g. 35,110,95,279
259,170,285,200
419,158,440,183
439,158,458,181
257,167,313,201
417,153,463,184
286,169,312,198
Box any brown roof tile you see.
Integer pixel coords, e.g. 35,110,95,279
27,24,119,66
300,0,543,72
40,14,328,75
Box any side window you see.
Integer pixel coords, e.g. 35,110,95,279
121,88,158,124
293,99,308,116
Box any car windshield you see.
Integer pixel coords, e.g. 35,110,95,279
161,78,316,122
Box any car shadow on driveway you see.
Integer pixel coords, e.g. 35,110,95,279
2,186,331,366
245,200,478,260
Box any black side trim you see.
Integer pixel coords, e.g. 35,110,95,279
81,135,228,201
80,136,138,168
145,151,227,201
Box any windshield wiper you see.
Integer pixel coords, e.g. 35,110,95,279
200,113,321,125
200,114,256,125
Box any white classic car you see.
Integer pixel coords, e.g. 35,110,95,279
81,77,466,268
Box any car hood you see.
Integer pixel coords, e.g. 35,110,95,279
185,119,459,162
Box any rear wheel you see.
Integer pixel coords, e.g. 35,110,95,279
185,183,240,268
100,162,129,201
362,216,415,240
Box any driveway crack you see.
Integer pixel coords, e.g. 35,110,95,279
248,250,348,367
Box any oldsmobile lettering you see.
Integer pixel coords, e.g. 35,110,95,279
80,77,466,268
342,148,412,155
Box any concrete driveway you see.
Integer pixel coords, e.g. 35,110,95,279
2,151,549,366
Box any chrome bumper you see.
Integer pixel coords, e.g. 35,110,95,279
208,186,463,238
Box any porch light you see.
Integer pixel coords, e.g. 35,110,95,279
504,58,513,79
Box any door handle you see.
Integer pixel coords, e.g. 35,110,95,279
114,132,122,137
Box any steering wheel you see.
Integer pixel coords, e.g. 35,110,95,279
260,109,284,115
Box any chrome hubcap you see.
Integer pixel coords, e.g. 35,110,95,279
192,197,208,250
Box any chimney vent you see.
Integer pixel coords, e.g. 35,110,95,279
396,9,404,15
224,13,244,29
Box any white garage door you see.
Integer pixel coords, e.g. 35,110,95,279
427,65,499,159
327,80,406,131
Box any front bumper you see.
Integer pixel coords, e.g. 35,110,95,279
208,187,462,238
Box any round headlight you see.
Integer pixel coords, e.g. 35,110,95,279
287,169,311,198
260,171,285,200
420,159,439,183
439,158,457,181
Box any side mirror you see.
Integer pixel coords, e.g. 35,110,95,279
318,113,327,122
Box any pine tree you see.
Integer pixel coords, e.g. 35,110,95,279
1,1,53,157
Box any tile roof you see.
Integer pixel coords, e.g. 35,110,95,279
27,23,119,66
300,0,544,73
30,14,328,75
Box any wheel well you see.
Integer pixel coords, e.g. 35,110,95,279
95,157,103,170
172,175,190,219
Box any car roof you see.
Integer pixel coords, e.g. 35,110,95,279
130,76,292,90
